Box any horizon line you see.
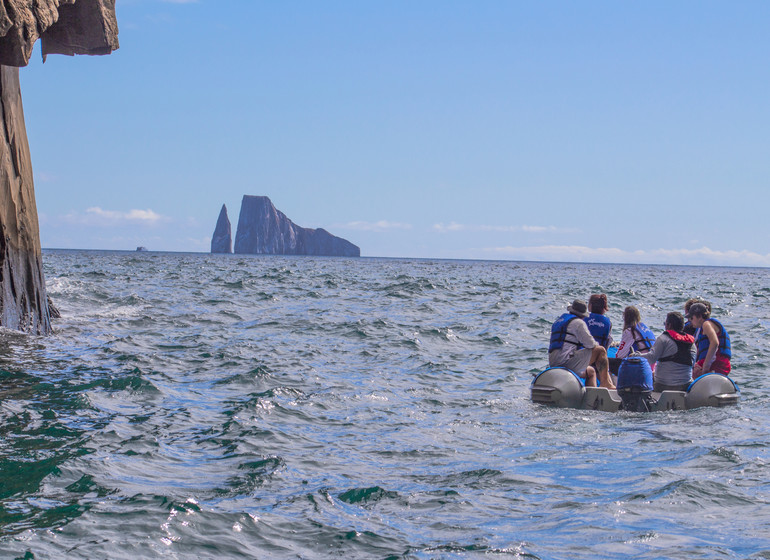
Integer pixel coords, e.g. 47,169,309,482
40,247,770,271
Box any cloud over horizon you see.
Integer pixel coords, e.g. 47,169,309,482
433,222,581,234
53,207,169,227
479,245,770,268
340,220,413,232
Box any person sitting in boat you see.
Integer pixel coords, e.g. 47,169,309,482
683,298,711,337
687,302,732,376
639,311,695,392
584,293,613,349
548,299,615,389
615,306,656,359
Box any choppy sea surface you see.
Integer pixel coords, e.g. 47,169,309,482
1,250,769,559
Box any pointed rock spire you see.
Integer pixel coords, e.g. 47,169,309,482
211,204,232,254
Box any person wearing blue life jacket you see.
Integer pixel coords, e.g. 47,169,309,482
615,306,656,359
584,293,613,349
640,311,696,392
683,298,711,337
548,299,615,389
687,302,732,377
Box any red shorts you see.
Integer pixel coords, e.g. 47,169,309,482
696,355,731,375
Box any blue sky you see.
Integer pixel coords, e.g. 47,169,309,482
20,1,770,266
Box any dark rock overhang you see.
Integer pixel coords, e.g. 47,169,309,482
0,0,119,67
0,0,119,334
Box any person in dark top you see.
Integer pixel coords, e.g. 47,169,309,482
584,293,613,349
641,311,696,392
683,298,711,336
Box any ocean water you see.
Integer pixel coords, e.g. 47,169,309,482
1,250,769,559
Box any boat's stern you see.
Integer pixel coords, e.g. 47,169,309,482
531,367,586,408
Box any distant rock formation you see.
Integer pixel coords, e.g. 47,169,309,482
0,1,119,334
211,204,232,254
230,196,360,257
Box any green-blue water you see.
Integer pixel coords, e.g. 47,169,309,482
1,250,768,559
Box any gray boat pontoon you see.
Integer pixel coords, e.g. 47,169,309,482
531,367,740,412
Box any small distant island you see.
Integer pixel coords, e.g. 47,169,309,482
136,246,147,252
211,196,360,257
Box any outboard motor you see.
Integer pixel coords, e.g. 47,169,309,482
617,357,655,412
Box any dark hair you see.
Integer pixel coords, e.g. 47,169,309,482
665,311,685,333
684,298,712,314
588,293,608,314
688,303,711,320
623,306,641,331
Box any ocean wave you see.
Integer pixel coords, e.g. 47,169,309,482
6,251,770,559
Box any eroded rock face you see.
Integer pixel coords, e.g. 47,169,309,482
211,204,232,254
0,66,49,333
0,0,119,66
233,196,360,257
0,0,118,333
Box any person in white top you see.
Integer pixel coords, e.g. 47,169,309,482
548,300,615,389
615,306,656,360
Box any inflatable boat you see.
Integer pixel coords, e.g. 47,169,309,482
530,365,740,412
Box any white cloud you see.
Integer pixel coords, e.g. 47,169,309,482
340,220,413,232
433,222,580,234
479,244,770,267
433,222,467,233
87,207,165,224
58,207,169,227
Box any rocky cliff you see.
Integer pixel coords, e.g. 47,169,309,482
0,1,119,66
211,204,232,254
0,0,119,334
232,196,360,257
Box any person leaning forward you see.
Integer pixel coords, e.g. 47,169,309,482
548,299,615,389
640,311,696,392
687,302,732,377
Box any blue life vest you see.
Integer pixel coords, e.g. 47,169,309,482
617,357,654,392
549,313,583,352
696,318,732,361
631,323,656,352
584,313,612,348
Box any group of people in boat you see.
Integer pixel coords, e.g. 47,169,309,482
548,294,732,392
